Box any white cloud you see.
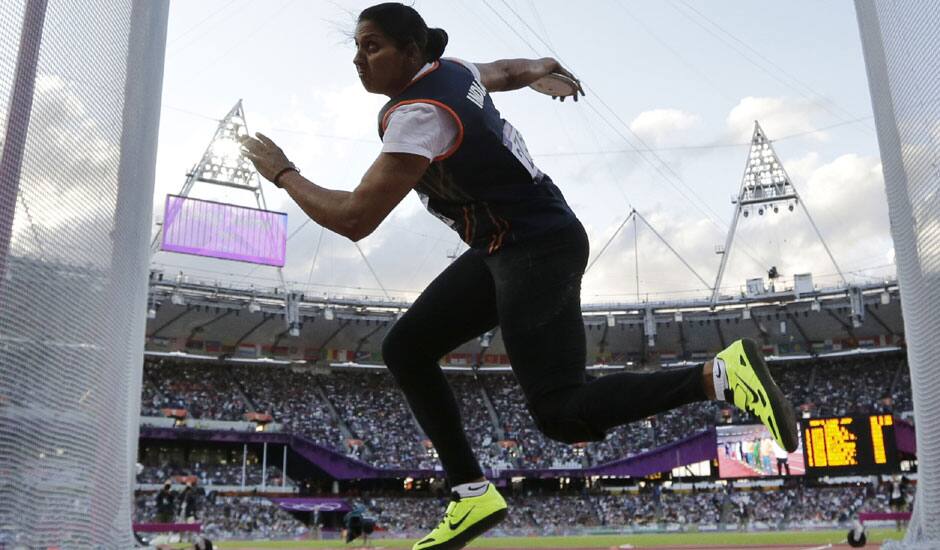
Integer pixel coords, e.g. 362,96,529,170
726,96,828,143
580,153,893,299
629,108,701,147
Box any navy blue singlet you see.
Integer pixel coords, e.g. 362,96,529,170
378,59,577,254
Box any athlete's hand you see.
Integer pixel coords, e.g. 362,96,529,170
549,62,585,103
240,132,297,187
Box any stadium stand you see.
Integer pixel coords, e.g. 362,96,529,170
141,352,911,470
133,483,911,540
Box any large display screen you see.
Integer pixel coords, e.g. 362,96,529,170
161,195,287,266
803,414,897,475
716,423,805,478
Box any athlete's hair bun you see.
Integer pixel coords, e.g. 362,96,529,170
424,28,448,62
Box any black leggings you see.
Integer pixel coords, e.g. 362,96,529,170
382,220,708,484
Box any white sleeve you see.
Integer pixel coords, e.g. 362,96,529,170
381,103,460,161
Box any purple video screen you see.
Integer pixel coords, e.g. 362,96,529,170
716,423,805,478
160,195,287,266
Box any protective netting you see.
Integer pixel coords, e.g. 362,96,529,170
0,1,167,547
855,1,940,548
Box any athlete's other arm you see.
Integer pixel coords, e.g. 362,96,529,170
240,133,428,242
474,57,585,100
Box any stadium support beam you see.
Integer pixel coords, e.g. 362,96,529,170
0,0,47,283
586,209,712,299
825,308,856,340
187,310,234,342
229,315,272,355
147,306,193,338
785,312,816,357
677,321,689,360
317,319,351,352
713,316,726,349
748,314,770,346
634,211,712,293
354,323,386,357
865,305,896,337
710,121,847,307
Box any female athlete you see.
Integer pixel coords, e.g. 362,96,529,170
240,4,798,549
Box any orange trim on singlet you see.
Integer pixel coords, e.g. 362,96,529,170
380,98,465,161
496,216,510,252
484,205,510,254
406,60,440,88
462,205,474,244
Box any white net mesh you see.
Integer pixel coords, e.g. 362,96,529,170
0,0,167,546
855,1,940,548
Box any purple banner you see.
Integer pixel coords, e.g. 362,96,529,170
161,195,287,266
270,497,351,513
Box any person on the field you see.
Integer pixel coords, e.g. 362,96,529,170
240,4,799,548
156,482,176,524
772,439,790,476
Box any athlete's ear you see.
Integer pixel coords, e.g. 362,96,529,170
405,41,422,65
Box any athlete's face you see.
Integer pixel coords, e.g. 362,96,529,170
353,20,421,96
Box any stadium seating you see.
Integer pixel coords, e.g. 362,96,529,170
133,484,909,540
140,352,910,470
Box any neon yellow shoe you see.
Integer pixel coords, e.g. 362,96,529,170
413,484,508,550
716,338,799,452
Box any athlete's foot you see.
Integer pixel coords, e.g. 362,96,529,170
713,338,799,452
413,484,508,550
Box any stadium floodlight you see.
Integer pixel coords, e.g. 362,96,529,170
209,137,242,164
710,121,847,307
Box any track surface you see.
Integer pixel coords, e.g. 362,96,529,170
222,546,852,550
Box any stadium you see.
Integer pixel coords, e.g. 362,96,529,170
0,1,938,549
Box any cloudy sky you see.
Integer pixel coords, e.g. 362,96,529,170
150,0,893,304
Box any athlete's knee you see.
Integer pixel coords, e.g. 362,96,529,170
381,324,412,372
528,391,606,444
381,320,439,377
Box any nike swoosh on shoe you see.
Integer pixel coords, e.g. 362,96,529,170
448,506,475,530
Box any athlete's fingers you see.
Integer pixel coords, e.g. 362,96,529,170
240,148,262,162
239,136,263,153
256,132,278,149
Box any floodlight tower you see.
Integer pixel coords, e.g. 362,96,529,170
710,121,846,306
150,99,288,304
150,99,273,252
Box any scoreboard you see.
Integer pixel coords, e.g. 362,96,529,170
803,414,898,475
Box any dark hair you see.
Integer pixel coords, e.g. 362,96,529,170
358,3,448,63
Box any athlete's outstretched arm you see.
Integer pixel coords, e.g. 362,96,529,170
474,57,585,100
241,133,429,242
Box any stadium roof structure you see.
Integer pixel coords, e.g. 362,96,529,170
146,266,901,369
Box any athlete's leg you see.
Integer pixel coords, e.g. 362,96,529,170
486,220,708,444
382,247,498,485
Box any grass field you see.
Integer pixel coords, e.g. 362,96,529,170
174,528,905,549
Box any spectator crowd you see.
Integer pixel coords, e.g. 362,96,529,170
141,353,910,470
135,481,912,540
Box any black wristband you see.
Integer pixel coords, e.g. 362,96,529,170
273,166,298,188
